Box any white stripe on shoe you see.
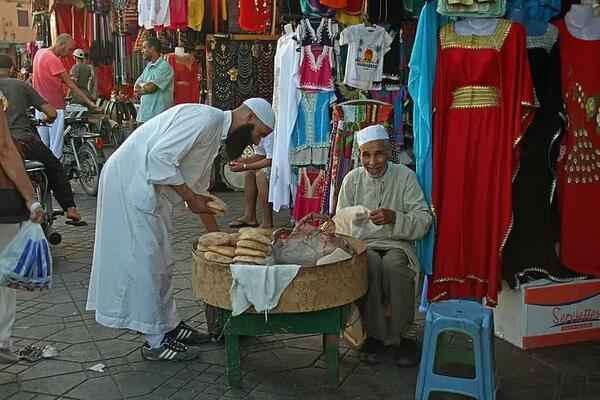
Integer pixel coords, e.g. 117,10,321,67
159,349,170,359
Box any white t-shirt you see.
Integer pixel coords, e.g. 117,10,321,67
254,133,274,159
340,24,393,90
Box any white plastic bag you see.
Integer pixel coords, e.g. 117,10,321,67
0,222,52,290
334,206,383,240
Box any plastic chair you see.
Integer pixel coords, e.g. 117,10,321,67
416,300,496,400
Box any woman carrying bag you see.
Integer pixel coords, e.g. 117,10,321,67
0,90,45,363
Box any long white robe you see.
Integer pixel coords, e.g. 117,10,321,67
86,104,230,335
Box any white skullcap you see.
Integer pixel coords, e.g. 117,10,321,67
243,98,275,130
356,125,389,146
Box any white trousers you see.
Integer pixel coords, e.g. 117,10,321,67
36,109,65,159
0,224,20,350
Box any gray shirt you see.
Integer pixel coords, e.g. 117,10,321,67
0,78,46,139
70,63,94,104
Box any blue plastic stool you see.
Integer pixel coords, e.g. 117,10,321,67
415,300,496,400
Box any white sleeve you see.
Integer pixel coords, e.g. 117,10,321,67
339,26,354,46
145,109,222,186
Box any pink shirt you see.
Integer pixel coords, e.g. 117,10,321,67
32,48,67,109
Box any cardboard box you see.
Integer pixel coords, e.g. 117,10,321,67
494,279,600,350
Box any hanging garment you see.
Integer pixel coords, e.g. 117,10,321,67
372,25,402,90
437,0,506,17
298,45,335,91
239,0,273,33
368,0,405,24
187,0,205,30
290,91,337,166
340,24,394,90
408,1,447,275
301,0,335,17
320,0,347,9
555,20,600,277
138,0,170,29
269,29,302,212
368,87,407,161
166,53,200,104
428,20,535,305
322,103,393,214
297,17,338,47
502,25,581,287
167,0,188,29
292,168,327,222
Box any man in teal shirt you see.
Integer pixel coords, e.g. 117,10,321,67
134,37,174,123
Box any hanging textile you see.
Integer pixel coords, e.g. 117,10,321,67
292,168,327,222
187,0,205,30
301,0,335,17
322,103,393,215
255,42,276,101
166,53,200,104
239,0,273,33
167,0,188,30
428,20,535,305
555,20,600,278
408,1,446,275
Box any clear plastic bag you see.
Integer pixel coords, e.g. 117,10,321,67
0,222,52,290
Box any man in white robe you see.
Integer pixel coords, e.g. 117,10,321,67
86,99,274,361
336,125,432,367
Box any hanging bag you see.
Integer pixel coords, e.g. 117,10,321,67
0,221,52,290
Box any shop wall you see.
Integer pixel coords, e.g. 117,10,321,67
0,0,35,44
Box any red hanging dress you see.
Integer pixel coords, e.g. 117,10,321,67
555,20,600,277
293,168,327,222
428,20,536,305
166,53,200,104
239,0,272,33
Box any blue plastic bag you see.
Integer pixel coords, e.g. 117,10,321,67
0,222,52,290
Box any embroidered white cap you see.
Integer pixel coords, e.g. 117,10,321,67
243,98,275,130
356,125,389,146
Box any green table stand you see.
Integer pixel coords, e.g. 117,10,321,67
217,305,350,388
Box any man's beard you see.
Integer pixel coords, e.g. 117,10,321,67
224,124,254,161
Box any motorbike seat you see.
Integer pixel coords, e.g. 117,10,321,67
64,117,88,125
25,160,45,170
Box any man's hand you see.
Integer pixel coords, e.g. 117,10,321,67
229,161,246,173
185,193,214,215
369,208,397,225
134,84,144,96
26,200,45,224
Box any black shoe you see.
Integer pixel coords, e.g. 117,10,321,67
394,338,421,368
359,338,383,365
141,336,199,361
166,321,211,347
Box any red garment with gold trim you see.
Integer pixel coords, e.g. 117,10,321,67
428,20,535,305
166,53,200,105
555,20,600,277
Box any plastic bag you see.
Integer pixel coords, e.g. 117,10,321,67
334,206,383,240
0,222,52,290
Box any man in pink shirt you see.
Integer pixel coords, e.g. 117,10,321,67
32,34,100,159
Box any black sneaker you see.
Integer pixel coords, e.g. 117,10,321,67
166,321,212,347
141,336,199,361
394,338,421,368
359,338,383,365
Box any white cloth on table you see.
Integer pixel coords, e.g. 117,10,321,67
229,264,301,316
86,104,229,335
269,30,301,212
35,109,65,159
0,223,20,350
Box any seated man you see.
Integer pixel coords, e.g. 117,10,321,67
336,125,432,367
0,54,81,221
228,133,274,229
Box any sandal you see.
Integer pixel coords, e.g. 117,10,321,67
228,220,259,229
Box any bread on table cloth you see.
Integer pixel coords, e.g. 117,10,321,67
235,247,267,258
232,255,266,265
198,232,231,249
238,230,271,245
207,245,236,258
204,252,233,264
238,227,273,238
236,239,271,253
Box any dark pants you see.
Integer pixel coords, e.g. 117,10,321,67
17,135,76,210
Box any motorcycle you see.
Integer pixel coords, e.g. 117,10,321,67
25,159,63,245
62,104,106,196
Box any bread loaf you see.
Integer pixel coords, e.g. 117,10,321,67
198,232,231,247
233,255,266,265
235,247,267,258
207,245,236,258
204,252,233,264
236,239,271,253
238,230,271,245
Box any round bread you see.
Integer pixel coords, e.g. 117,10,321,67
237,239,271,253
233,255,266,265
235,247,267,258
238,227,273,238
207,245,236,258
204,252,233,264
198,232,231,247
239,231,271,245
228,232,240,246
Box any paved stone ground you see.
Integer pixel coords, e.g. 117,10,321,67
1,186,599,400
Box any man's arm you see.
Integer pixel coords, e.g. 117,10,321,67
389,172,433,241
167,183,219,232
58,71,98,109
229,155,271,172
39,103,57,121
139,62,174,95
336,173,356,212
0,106,35,208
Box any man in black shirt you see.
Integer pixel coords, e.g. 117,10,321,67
0,55,81,221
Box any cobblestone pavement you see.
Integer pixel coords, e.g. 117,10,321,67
1,187,599,400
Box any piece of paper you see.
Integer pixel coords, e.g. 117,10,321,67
88,363,106,372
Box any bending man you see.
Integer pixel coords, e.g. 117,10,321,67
87,99,274,361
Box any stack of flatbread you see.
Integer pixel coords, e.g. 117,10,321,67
197,232,239,264
233,228,273,265
206,194,228,217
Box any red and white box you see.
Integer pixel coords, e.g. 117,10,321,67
494,279,600,350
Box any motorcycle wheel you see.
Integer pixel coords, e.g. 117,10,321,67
78,144,100,196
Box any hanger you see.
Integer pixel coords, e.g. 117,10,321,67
338,99,392,106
